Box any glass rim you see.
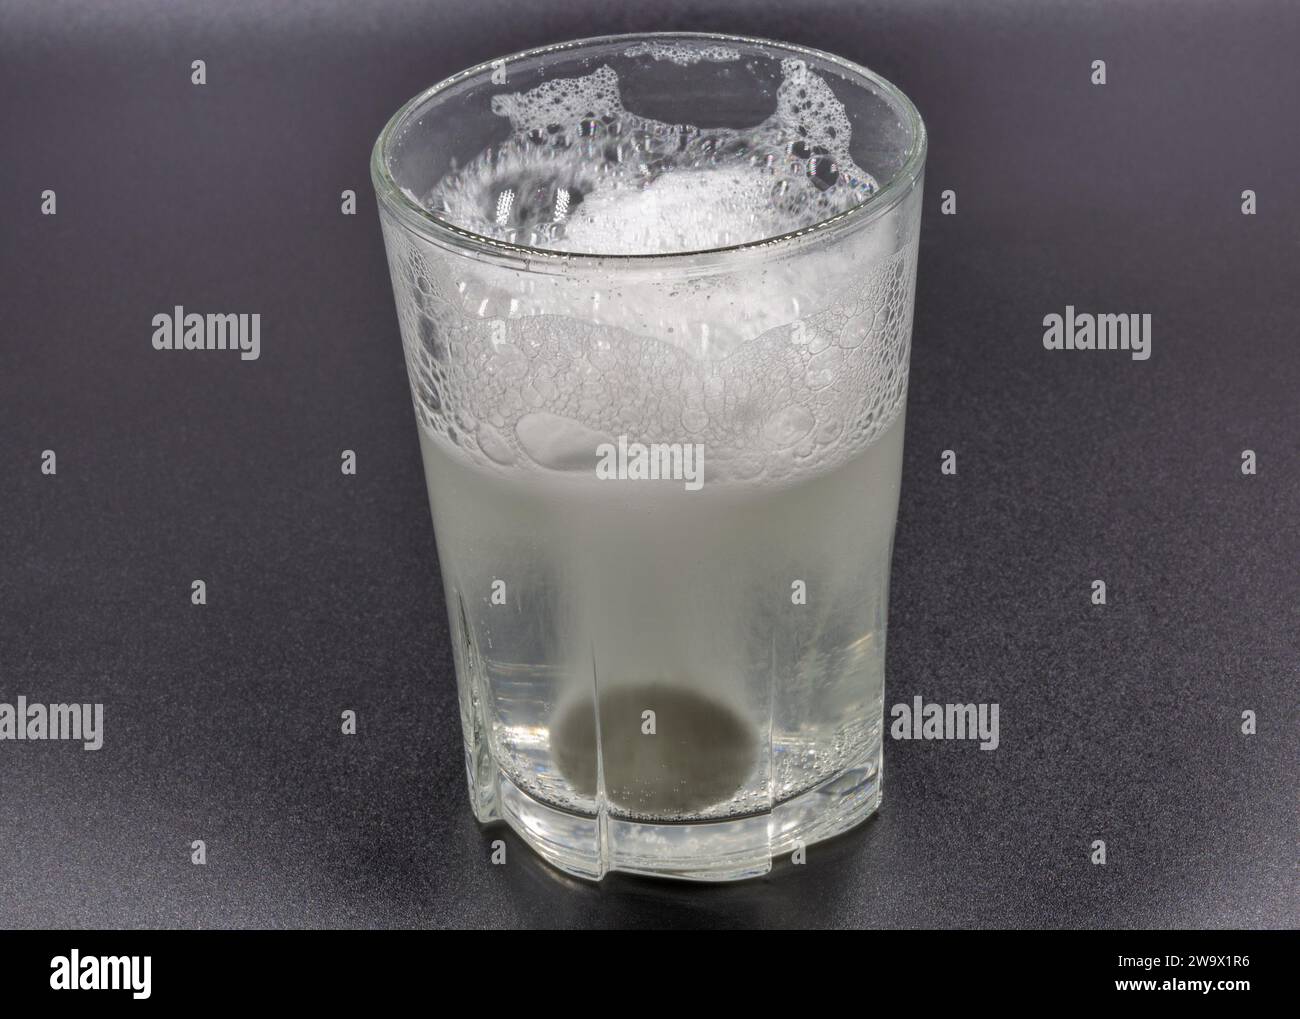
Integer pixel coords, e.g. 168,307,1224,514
370,31,927,269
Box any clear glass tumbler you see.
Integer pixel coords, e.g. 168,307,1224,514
372,33,925,880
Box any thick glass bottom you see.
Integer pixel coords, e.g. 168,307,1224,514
473,741,882,882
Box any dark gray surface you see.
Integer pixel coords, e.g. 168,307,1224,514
1,0,1296,929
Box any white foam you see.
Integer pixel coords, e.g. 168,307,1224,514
427,61,878,255
386,57,916,489
489,65,624,133
622,41,741,65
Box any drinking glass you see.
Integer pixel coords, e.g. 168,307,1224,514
372,32,925,880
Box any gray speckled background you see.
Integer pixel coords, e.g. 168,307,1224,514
0,0,1296,929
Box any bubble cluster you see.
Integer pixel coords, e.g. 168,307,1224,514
383,58,918,487
381,218,917,487
622,41,742,65
426,60,879,254
488,64,624,134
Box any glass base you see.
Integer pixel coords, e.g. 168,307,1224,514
473,744,882,882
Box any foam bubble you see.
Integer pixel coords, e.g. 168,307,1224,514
426,61,878,255
385,59,917,489
622,41,741,65
515,412,614,471
489,65,624,134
